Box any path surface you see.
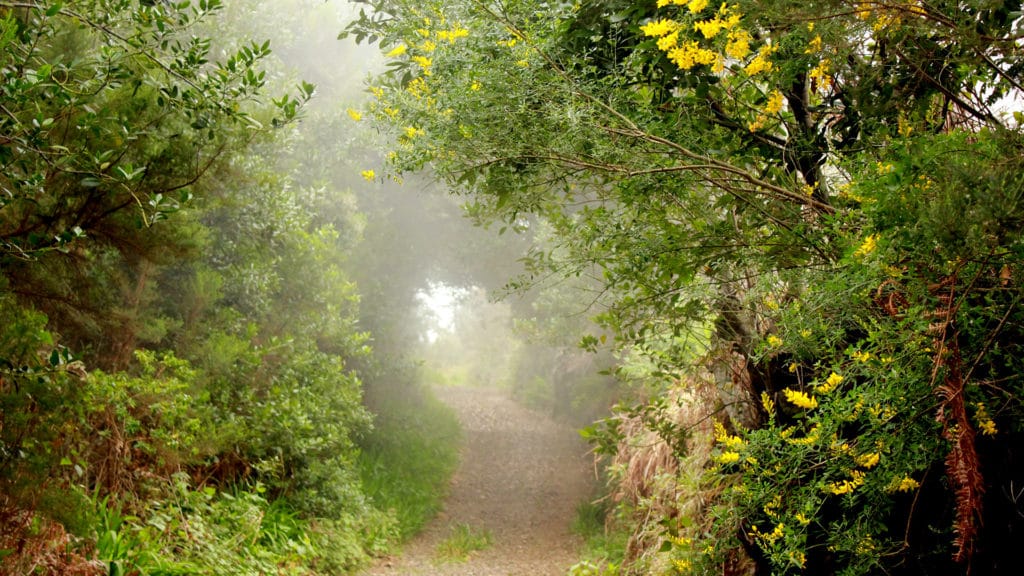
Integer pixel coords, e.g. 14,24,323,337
361,386,594,576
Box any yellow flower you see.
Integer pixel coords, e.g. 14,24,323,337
717,451,741,464
808,58,833,90
763,90,784,114
470,80,481,91
406,76,429,99
640,18,681,38
694,18,727,39
855,452,881,469
790,550,806,568
851,350,872,363
666,41,718,70
412,55,433,71
404,126,424,139
657,31,680,51
711,53,725,73
419,40,437,52
893,476,920,492
346,108,362,122
767,334,782,347
975,403,998,436
795,512,810,525
815,371,843,394
361,169,375,182
783,388,818,410
385,43,407,57
436,27,470,43
827,470,865,495
725,29,752,59
761,391,775,416
805,34,822,54
687,0,709,12
853,234,879,258
744,45,776,75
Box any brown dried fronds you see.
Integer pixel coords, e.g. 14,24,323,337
930,275,984,566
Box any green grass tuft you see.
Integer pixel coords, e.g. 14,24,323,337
434,523,493,563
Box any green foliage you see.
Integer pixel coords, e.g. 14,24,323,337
571,498,628,573
358,365,461,539
349,0,1024,574
0,2,411,574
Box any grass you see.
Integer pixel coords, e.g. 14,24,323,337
571,498,628,571
358,371,462,540
433,523,494,563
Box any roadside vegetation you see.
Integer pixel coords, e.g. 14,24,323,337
0,1,460,573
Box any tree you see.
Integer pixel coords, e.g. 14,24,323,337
347,0,1024,573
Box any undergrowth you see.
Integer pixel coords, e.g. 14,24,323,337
570,496,628,575
358,366,461,540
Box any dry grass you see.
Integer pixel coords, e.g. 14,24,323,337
605,371,752,575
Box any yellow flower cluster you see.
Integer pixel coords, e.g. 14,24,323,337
436,26,469,42
714,421,745,450
760,391,775,417
412,55,433,73
360,169,375,182
853,234,879,258
641,3,761,75
808,58,833,91
725,28,751,59
748,90,785,131
854,451,880,469
805,34,822,54
346,108,362,122
827,469,865,495
386,43,408,57
748,522,785,544
693,10,741,39
640,18,681,38
656,0,709,11
975,402,998,435
744,44,777,75
851,349,871,363
667,41,719,70
814,371,843,394
892,476,920,492
717,451,741,464
783,388,818,410
406,76,430,99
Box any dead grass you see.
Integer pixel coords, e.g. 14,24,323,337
606,371,752,575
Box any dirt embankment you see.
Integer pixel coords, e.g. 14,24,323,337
361,385,595,576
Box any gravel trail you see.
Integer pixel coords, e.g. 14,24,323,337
360,385,594,576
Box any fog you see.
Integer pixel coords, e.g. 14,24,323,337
191,0,620,439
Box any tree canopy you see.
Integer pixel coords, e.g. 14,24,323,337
347,0,1024,573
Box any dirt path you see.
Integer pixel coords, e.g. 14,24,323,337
361,385,595,576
